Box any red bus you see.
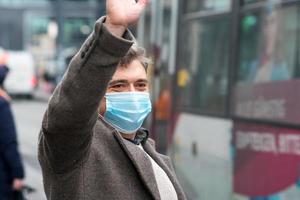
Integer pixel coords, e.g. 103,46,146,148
137,0,300,199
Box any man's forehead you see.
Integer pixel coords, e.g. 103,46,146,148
111,60,147,81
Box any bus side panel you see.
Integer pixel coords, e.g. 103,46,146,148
169,113,233,200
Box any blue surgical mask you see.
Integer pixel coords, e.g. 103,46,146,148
104,92,152,134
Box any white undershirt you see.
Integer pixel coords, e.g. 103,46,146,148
138,145,178,200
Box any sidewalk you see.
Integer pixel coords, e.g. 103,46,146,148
33,86,52,102
12,100,48,200
20,144,46,200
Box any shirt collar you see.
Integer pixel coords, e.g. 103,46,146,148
124,128,149,145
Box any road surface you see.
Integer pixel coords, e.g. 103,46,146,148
12,99,48,200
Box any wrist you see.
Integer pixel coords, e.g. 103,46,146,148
104,18,127,38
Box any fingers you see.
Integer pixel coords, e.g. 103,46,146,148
137,0,149,4
136,0,150,10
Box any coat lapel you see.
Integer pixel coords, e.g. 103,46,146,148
112,131,161,200
143,142,186,200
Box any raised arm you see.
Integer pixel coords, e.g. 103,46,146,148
39,0,149,173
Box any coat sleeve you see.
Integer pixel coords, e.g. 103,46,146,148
38,17,134,173
0,100,25,179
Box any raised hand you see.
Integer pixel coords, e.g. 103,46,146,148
105,0,149,37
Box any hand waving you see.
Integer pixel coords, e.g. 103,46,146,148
105,0,149,36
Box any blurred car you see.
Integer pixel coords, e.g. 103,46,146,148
4,51,37,98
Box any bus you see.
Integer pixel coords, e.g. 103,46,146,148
137,0,300,199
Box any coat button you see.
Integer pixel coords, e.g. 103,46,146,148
81,52,85,59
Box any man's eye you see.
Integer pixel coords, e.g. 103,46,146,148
112,84,123,88
136,83,146,88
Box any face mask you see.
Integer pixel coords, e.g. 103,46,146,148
104,92,152,134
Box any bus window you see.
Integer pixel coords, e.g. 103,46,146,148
237,6,298,84
242,0,286,5
243,0,265,4
177,16,230,115
233,4,300,124
183,0,231,13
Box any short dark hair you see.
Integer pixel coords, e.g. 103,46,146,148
119,43,151,70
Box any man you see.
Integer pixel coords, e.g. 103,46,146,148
0,64,25,200
38,0,186,199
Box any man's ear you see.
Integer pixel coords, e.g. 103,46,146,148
99,97,106,116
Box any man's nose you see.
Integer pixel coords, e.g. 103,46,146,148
128,84,136,92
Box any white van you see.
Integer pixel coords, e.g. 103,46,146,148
4,51,37,98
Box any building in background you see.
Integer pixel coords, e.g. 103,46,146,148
137,0,300,200
0,0,105,92
0,0,105,50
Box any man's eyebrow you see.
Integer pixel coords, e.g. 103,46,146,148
108,79,148,86
136,79,148,83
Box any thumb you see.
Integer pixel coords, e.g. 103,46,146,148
136,0,149,12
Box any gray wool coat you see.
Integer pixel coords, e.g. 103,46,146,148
38,17,187,200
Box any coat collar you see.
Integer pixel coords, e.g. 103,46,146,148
113,129,185,200
112,129,161,200
98,116,184,199
143,141,186,200
123,128,149,145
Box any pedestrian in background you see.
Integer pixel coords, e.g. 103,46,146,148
38,0,186,199
0,64,25,200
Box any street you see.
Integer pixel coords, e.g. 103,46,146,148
12,99,48,200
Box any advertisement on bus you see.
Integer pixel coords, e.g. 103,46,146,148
234,80,300,124
233,121,300,200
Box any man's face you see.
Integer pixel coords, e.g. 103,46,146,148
99,59,148,115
